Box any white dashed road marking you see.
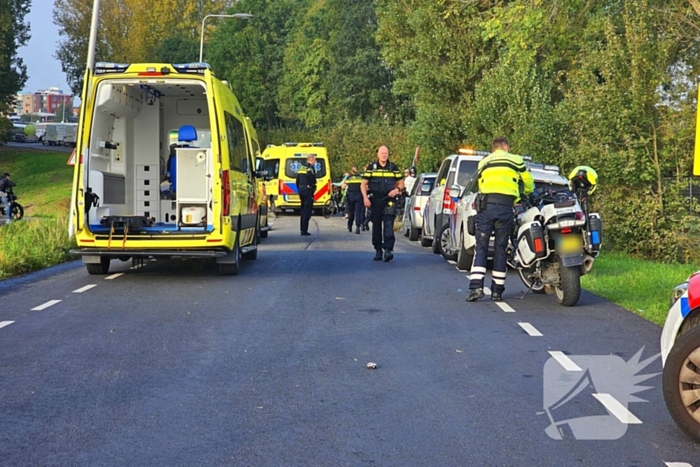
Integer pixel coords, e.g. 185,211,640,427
665,462,694,467
73,284,97,293
105,273,124,280
592,393,642,424
447,260,457,265
495,302,515,313
0,321,14,330
518,322,543,337
548,351,582,371
31,300,61,311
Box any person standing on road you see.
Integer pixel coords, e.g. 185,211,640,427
0,173,15,223
342,166,364,234
403,167,417,195
466,137,534,302
296,154,317,236
361,146,404,262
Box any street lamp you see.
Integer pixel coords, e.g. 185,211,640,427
199,13,254,63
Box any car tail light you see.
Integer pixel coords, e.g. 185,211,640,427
414,206,421,211
442,189,454,213
561,228,572,234
576,211,584,220
222,170,231,216
278,178,284,194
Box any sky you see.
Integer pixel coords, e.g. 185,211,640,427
18,0,73,98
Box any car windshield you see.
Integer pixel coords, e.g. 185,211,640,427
456,160,479,187
415,177,435,195
263,158,280,178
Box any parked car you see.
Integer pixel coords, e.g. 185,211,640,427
401,173,436,241
661,273,700,442
422,149,488,251
445,162,568,271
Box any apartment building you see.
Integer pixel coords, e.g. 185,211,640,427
18,87,73,117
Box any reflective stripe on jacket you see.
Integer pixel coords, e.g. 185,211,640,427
362,161,402,195
477,150,534,199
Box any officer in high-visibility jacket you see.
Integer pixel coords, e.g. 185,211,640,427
342,166,364,234
296,154,317,236
361,146,404,262
466,136,534,302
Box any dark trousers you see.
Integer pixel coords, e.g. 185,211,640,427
346,192,364,228
299,188,314,233
370,197,396,252
469,203,513,294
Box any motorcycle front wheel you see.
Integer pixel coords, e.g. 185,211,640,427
555,259,581,306
517,267,546,294
11,203,23,221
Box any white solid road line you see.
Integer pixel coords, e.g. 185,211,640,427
0,321,15,330
105,273,124,280
447,260,457,265
592,393,642,424
31,300,61,311
518,322,543,337
495,302,515,313
548,351,582,372
665,462,694,467
73,284,97,293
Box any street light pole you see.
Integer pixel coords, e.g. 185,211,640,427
199,13,254,63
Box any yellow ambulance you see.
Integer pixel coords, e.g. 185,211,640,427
69,62,263,275
260,142,332,211
244,116,270,238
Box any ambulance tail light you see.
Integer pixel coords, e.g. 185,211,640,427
222,170,231,216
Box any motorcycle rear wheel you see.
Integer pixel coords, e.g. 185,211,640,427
555,260,581,306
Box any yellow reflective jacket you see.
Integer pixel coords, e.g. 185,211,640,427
477,149,534,199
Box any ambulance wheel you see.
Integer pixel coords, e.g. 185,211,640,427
218,240,240,276
86,257,111,275
663,324,700,442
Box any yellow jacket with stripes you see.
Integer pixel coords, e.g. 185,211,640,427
477,149,535,199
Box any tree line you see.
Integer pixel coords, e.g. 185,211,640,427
3,0,700,261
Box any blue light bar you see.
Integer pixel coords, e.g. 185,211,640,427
172,62,212,74
94,62,130,74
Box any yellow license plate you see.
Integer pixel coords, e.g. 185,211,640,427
285,195,300,202
559,235,582,253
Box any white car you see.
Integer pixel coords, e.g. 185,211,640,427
661,274,700,442
401,173,436,241
446,163,569,271
421,150,486,250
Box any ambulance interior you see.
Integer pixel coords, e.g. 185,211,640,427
85,79,214,233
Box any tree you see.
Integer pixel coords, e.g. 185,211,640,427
54,0,233,95
0,0,31,114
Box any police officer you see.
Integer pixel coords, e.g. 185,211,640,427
466,137,534,302
342,166,364,234
361,146,404,262
296,154,317,236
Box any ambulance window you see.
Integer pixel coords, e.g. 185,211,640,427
264,158,280,178
285,157,327,179
224,112,249,173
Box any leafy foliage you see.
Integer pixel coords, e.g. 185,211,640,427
0,0,30,113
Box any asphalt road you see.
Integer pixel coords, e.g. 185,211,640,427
0,213,698,466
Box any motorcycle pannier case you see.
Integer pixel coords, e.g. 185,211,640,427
587,213,602,252
516,222,547,267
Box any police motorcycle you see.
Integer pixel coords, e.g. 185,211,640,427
510,166,602,306
0,187,24,221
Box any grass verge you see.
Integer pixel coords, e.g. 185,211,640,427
0,215,76,279
0,146,73,219
581,252,699,326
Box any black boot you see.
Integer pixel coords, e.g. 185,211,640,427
373,250,383,261
465,288,485,302
355,226,361,234
383,250,394,262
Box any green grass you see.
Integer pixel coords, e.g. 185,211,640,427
581,252,699,325
0,146,74,218
0,147,76,278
